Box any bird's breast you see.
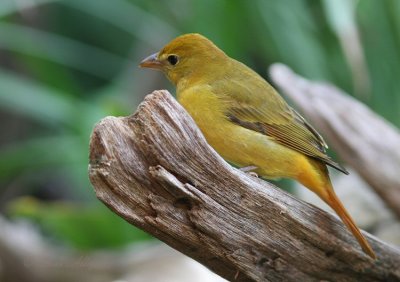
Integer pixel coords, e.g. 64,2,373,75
177,86,302,179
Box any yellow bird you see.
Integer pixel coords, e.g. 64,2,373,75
140,33,376,259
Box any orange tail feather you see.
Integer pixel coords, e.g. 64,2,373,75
325,189,376,259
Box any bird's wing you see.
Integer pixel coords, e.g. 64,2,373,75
219,81,348,174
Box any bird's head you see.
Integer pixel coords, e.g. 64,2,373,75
139,33,227,85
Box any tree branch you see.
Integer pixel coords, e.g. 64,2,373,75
269,64,400,219
89,90,400,282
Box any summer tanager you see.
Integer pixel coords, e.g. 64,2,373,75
139,33,376,259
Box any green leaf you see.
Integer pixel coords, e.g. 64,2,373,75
0,23,128,78
0,69,74,126
255,0,331,80
0,69,105,128
62,0,179,47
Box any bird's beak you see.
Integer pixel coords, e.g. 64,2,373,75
139,52,162,69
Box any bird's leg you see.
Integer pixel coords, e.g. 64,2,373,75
239,165,259,177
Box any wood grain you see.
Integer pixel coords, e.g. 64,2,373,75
89,90,400,282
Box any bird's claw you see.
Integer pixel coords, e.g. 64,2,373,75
239,165,259,177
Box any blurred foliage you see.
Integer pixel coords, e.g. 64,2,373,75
7,197,152,250
0,0,399,250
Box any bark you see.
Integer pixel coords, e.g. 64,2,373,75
88,90,400,282
269,64,400,219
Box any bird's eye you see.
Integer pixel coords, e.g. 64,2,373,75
167,55,179,66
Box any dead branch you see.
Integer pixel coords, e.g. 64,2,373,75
88,90,400,282
269,64,400,220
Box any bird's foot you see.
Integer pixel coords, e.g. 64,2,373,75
239,165,259,177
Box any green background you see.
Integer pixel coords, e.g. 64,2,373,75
0,0,399,251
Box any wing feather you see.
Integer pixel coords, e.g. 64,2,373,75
219,85,348,174
210,60,348,174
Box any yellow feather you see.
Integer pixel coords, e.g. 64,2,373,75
140,33,376,259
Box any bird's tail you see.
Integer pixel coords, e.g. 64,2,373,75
324,187,376,259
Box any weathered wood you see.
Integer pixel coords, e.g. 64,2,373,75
89,90,400,282
270,64,400,220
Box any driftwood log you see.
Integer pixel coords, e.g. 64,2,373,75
89,90,400,282
270,64,400,219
